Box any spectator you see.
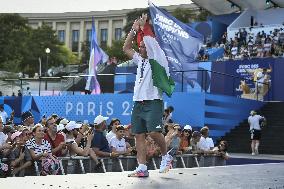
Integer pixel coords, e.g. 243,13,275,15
123,124,135,147
26,124,52,161
162,108,173,127
25,87,31,96
248,110,265,155
63,121,100,166
179,125,192,154
44,117,66,157
106,118,120,144
165,124,181,156
0,105,8,125
190,131,202,153
21,111,34,129
212,140,229,160
198,126,214,152
0,117,13,153
26,124,60,175
9,131,32,176
17,90,22,97
91,115,118,158
109,125,132,155
145,134,160,160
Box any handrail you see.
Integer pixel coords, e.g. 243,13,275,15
1,69,270,100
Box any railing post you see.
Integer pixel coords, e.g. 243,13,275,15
205,70,207,93
73,77,75,95
233,77,235,96
256,82,258,101
201,70,204,92
181,71,184,92
39,78,41,96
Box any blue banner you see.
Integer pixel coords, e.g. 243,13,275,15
149,2,203,86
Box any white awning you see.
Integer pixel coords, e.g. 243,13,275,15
191,0,284,15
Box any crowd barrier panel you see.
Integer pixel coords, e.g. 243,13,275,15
2,154,226,176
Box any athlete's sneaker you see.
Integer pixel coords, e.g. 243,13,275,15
128,168,149,177
251,152,256,156
159,154,173,173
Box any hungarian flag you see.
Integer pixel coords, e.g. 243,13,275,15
137,22,175,97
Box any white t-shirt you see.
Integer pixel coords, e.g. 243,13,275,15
248,115,263,130
231,47,238,56
132,52,162,101
197,136,214,151
106,131,116,144
0,132,8,146
0,111,8,124
109,136,127,152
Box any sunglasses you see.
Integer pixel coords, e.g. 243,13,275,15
183,129,191,133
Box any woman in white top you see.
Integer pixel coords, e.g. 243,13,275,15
106,118,120,144
63,121,100,165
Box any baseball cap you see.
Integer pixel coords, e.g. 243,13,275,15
94,115,109,125
59,118,69,125
21,111,33,122
65,121,82,131
250,110,257,115
183,125,192,131
57,124,65,132
11,131,23,141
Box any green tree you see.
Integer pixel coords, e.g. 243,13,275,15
172,8,197,23
80,40,90,64
123,8,149,33
0,14,30,72
105,39,128,62
196,9,212,22
0,14,75,76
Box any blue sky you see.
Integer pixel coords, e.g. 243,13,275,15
0,0,192,13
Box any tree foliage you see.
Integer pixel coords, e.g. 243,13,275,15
105,39,128,62
172,8,211,23
0,14,75,76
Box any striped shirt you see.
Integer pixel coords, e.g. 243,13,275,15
25,138,52,156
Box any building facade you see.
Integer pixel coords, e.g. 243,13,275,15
20,4,199,55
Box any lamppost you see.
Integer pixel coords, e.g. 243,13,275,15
45,48,50,90
45,48,50,76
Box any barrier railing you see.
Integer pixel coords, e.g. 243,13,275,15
2,69,271,101
2,154,226,177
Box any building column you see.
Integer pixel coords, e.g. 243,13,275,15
95,20,99,43
107,19,113,47
52,21,56,30
122,18,127,37
78,20,85,56
65,21,71,50
38,21,43,27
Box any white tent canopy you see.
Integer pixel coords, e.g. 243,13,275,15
191,0,284,15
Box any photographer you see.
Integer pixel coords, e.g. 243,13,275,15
62,121,100,166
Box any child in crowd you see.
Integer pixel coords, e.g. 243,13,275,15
109,125,132,156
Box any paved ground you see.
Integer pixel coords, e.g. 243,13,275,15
1,163,284,189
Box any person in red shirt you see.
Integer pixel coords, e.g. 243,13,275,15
44,117,67,157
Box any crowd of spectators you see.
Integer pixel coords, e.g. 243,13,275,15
0,106,228,177
199,26,284,61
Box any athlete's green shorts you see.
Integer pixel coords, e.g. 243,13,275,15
131,99,164,134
